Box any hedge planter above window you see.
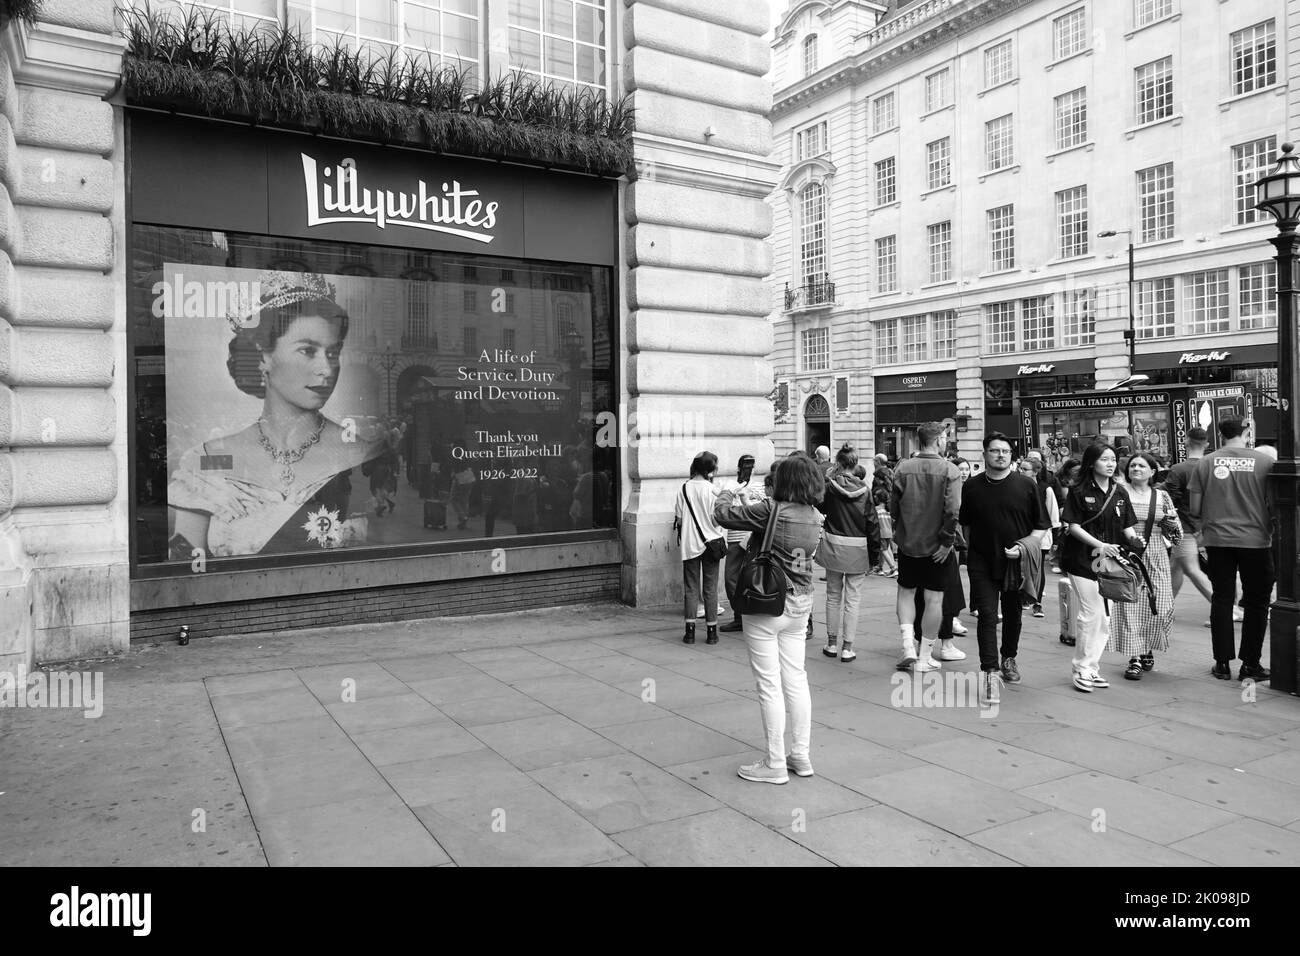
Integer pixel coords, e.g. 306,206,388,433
118,5,634,179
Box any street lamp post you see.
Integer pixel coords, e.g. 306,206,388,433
1099,229,1136,377
1255,143,1300,694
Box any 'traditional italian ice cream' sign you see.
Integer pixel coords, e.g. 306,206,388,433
301,154,500,243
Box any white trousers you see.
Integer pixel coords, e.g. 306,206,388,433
1068,573,1111,676
742,592,814,767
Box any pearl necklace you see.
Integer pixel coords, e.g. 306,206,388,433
257,414,325,488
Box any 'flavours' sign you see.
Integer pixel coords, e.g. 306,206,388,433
1178,350,1230,365
301,154,499,243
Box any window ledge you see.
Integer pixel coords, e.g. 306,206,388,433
978,267,1021,278
868,126,899,141
920,183,956,199
871,200,901,212
1220,221,1273,235
1048,253,1096,266
1045,141,1094,162
1134,236,1182,251
1046,47,1092,71
869,290,900,300
920,103,955,121
920,280,958,290
978,77,1019,97
1218,84,1285,111
1124,11,1181,40
1124,114,1182,138
978,163,1020,182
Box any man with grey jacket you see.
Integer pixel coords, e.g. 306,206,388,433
891,422,962,672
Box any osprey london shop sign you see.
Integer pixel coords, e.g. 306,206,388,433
300,155,500,243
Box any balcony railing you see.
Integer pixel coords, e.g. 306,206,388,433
784,279,837,312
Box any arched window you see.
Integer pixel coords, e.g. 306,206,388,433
803,34,819,76
800,182,827,288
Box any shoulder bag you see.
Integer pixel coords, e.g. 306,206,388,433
733,503,788,617
682,483,727,560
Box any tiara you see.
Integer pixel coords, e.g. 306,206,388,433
227,271,337,332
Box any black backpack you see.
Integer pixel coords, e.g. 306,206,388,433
733,503,789,617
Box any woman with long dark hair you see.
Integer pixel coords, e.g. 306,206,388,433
674,451,725,645
816,443,880,662
1059,443,1144,693
715,453,825,784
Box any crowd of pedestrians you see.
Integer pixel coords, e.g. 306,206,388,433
671,417,1277,785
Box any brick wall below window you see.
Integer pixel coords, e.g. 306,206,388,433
129,565,622,644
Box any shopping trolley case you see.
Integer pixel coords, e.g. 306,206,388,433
1058,577,1080,646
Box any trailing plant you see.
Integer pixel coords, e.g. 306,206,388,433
118,2,634,177
0,0,44,28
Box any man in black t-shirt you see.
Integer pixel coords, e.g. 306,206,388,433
959,432,1049,704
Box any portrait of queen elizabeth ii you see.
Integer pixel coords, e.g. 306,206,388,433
168,271,386,558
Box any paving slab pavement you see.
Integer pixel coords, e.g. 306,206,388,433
2,571,1299,867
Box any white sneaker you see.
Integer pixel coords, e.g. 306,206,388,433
1087,672,1110,689
950,617,968,636
896,631,918,671
934,639,967,661
697,604,706,618
737,759,789,784
916,637,943,672
786,754,815,777
1233,608,1245,623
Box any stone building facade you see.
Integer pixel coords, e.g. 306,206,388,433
769,0,1287,464
0,0,778,670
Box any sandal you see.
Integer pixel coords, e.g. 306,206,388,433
1124,658,1142,681
1139,653,1155,672
839,644,856,663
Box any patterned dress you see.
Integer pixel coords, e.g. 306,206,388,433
1109,487,1179,657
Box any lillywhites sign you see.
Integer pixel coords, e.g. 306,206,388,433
1178,350,1230,365
1018,363,1056,375
301,154,499,243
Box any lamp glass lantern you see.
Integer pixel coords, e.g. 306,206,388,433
1255,143,1300,224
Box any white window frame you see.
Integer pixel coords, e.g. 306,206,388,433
901,315,927,363
1053,87,1087,150
875,156,897,206
985,114,1014,171
1232,137,1276,225
984,39,1015,88
795,120,828,161
876,235,897,293
1135,0,1174,28
872,91,897,134
987,205,1015,272
875,320,898,366
1021,296,1055,352
932,310,956,360
1184,269,1231,336
1137,162,1175,243
927,221,952,284
801,327,830,372
504,0,609,93
803,33,819,77
1230,20,1276,96
985,301,1017,354
799,182,827,287
1136,277,1175,338
1053,8,1087,60
926,137,951,190
1061,289,1095,346
1135,56,1174,125
1056,185,1088,259
1239,261,1277,329
924,67,953,112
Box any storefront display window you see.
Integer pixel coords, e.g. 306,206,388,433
131,226,616,571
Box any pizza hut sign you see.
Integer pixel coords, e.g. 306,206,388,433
1178,350,1230,365
1017,363,1056,375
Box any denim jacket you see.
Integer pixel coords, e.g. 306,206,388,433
713,491,824,595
